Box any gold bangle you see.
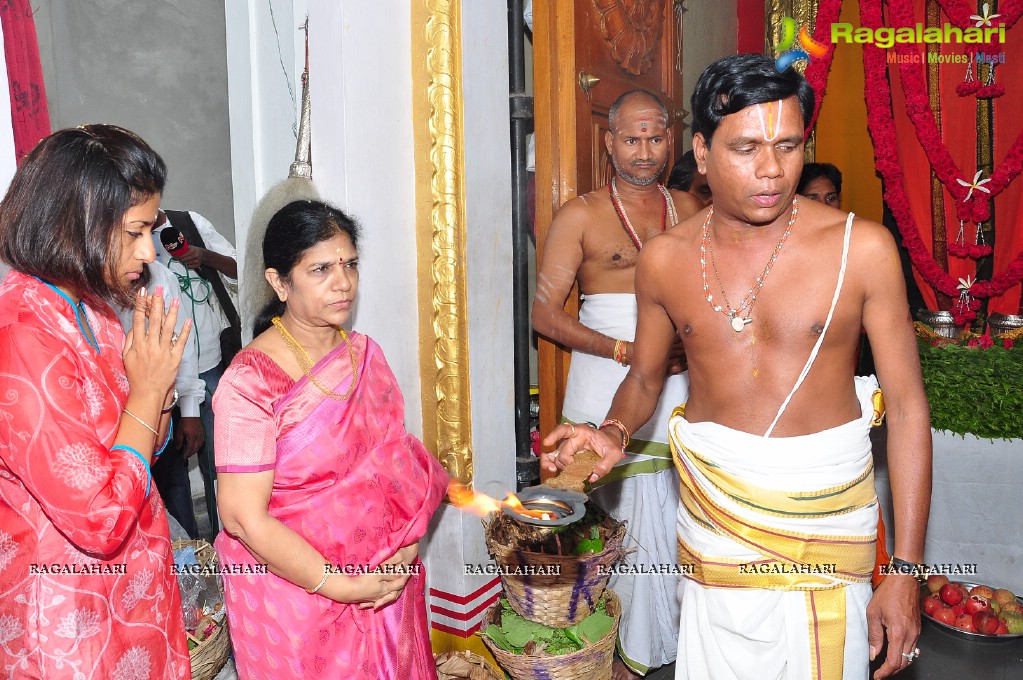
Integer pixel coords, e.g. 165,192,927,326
123,409,159,438
613,339,628,366
306,570,330,594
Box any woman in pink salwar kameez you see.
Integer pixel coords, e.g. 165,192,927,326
215,200,448,680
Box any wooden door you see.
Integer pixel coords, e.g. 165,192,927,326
533,0,686,448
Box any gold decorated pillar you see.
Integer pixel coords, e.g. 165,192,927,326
411,0,517,659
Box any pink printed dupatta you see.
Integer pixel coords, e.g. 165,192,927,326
214,334,448,680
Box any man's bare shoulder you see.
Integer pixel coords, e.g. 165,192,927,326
546,189,610,238
640,206,704,264
796,198,882,241
849,213,897,255
796,201,901,292
668,188,704,222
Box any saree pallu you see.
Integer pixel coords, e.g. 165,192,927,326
669,376,881,680
214,335,448,679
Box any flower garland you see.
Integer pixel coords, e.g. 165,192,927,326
886,0,1023,224
802,0,844,133
935,0,1023,31
860,0,1023,301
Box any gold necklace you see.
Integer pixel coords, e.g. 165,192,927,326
271,316,358,400
700,197,799,332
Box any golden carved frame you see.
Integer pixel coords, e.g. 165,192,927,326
766,0,818,160
411,0,474,485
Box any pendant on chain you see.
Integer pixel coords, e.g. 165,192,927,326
730,316,751,332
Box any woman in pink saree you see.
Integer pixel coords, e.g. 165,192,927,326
214,200,448,679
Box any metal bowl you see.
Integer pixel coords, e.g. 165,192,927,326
500,485,587,527
921,582,1023,642
988,313,1023,337
916,309,962,339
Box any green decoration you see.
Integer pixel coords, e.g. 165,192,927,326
482,597,613,656
918,338,1023,439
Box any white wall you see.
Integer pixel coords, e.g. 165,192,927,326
35,0,235,239
306,0,424,432
462,0,516,494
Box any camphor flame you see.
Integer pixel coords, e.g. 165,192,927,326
447,482,552,520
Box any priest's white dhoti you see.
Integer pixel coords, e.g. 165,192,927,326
562,293,688,675
669,377,880,680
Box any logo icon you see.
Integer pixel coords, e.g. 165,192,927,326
774,17,829,71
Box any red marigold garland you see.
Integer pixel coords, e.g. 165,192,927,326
860,0,1023,300
803,0,844,133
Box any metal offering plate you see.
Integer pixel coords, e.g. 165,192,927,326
500,486,587,527
921,582,1023,642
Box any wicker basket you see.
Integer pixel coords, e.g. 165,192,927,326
484,515,626,627
172,539,231,680
481,590,620,680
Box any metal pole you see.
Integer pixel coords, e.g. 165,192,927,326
508,0,535,488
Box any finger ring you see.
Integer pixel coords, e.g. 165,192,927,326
568,423,576,437
170,333,179,346
901,648,920,662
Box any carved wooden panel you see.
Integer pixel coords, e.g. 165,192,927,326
592,0,666,76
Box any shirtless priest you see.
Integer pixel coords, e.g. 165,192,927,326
533,90,702,678
542,55,932,680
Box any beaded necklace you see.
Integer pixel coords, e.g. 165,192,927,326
608,177,676,250
271,316,358,400
701,197,799,333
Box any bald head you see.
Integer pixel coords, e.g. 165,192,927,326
608,90,669,133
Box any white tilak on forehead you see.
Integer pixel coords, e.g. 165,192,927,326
755,100,783,142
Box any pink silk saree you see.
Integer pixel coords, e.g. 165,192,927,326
213,334,448,679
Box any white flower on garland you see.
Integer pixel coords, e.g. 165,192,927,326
970,3,1001,27
956,170,992,201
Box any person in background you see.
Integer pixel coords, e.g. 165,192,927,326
153,209,239,535
667,149,713,206
115,259,205,538
214,200,448,679
0,124,191,677
798,162,843,207
533,90,703,679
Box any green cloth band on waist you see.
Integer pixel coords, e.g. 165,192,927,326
557,418,676,487
590,456,675,488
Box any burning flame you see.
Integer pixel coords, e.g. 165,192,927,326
447,482,552,520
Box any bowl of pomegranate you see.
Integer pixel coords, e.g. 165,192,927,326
920,576,1023,641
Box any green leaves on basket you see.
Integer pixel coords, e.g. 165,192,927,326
572,525,604,555
482,598,611,656
572,604,614,643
